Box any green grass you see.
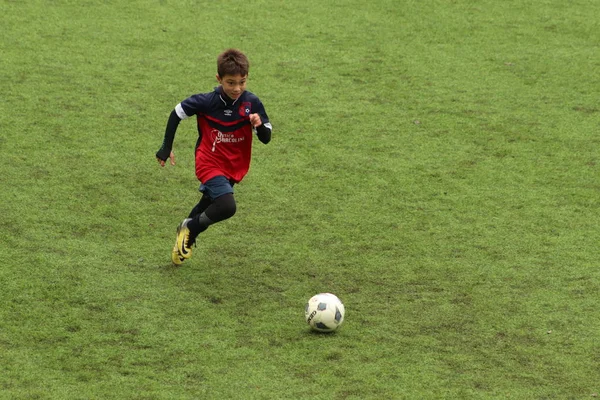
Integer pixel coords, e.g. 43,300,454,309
1,0,599,398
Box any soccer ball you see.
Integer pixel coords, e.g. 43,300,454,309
305,293,345,332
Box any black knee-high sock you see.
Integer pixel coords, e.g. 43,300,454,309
187,193,237,243
188,194,212,219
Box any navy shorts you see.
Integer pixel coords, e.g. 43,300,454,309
199,175,235,200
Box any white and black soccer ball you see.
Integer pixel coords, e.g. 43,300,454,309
305,293,345,332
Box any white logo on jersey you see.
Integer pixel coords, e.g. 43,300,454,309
210,129,245,152
224,109,232,116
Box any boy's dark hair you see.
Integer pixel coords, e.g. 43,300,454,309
217,49,249,78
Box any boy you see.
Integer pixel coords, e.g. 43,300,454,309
156,49,272,265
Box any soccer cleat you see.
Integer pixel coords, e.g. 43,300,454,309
171,243,185,266
175,218,193,260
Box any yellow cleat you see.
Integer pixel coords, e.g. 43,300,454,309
171,243,185,266
176,218,193,260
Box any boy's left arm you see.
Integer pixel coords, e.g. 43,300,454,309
250,99,272,144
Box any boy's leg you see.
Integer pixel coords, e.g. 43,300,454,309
188,193,212,219
173,190,212,263
187,193,237,245
174,176,236,263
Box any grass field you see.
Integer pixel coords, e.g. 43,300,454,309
1,0,599,398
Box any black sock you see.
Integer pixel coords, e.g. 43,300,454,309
188,194,212,219
187,212,212,245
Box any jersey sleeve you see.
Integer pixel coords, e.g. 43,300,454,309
176,93,212,119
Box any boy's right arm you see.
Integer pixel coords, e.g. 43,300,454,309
156,93,211,166
156,109,182,166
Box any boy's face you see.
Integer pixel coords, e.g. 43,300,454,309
217,74,247,101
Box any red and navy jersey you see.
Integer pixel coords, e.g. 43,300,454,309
175,86,271,184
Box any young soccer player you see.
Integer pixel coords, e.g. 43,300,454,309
156,49,272,265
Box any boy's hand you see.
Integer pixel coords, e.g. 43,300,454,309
157,151,176,167
249,113,262,128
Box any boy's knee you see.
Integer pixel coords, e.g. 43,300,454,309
220,194,237,219
207,193,236,222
